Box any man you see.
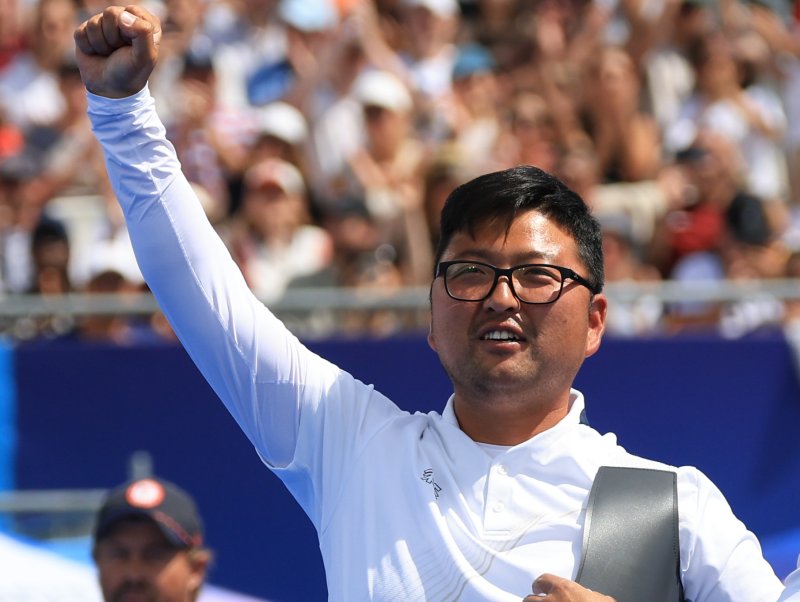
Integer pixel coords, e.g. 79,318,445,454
74,7,789,601
93,476,211,602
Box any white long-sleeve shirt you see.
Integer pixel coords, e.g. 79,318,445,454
88,87,786,602
779,562,800,602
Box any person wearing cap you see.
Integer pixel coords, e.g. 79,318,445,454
398,0,461,100
348,69,433,285
93,477,211,602
443,42,502,174
226,157,332,303
248,100,308,170
75,7,790,602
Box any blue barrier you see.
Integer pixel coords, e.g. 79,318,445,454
0,341,15,496
12,331,800,600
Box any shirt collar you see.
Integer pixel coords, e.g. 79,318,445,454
441,389,588,442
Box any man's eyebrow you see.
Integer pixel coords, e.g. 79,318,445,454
448,249,556,263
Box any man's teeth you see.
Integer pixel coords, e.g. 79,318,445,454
483,331,520,341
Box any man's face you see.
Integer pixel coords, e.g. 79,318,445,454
94,519,206,602
428,209,606,416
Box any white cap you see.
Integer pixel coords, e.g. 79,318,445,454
403,0,460,18
86,229,144,285
353,70,413,113
255,102,308,146
278,0,339,32
244,158,306,197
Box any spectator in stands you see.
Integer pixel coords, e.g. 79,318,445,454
597,212,665,337
147,0,215,125
715,202,788,339
581,45,662,183
631,0,712,132
347,69,433,284
22,61,109,202
464,0,533,76
209,0,286,110
296,5,368,209
742,4,800,247
397,0,460,102
0,108,23,162
93,476,211,602
0,0,24,71
10,214,76,339
494,90,561,174
76,269,140,344
648,137,739,329
226,157,332,303
649,134,746,280
439,42,503,174
0,153,47,294
248,100,309,171
506,0,607,143
167,49,250,218
421,143,471,251
0,0,78,131
664,32,788,205
277,0,341,109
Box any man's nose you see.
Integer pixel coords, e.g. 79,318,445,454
483,276,520,312
121,556,150,581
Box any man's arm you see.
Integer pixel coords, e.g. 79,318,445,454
74,6,308,465
74,7,404,532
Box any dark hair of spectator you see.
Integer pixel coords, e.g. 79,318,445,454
32,215,69,248
433,165,604,293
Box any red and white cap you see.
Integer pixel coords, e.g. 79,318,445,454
94,477,204,549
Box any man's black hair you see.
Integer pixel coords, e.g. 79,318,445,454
434,165,604,293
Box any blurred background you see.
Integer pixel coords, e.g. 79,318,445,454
1,0,800,599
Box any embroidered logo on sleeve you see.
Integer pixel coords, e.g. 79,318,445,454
421,468,442,499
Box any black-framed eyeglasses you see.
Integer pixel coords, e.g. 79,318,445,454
436,260,598,305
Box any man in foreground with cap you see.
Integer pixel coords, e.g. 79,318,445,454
93,476,211,602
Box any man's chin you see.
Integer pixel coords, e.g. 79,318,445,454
111,587,156,602
469,363,540,393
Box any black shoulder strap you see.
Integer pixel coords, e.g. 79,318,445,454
575,466,685,602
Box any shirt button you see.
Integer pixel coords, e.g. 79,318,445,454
496,465,508,476
492,501,505,513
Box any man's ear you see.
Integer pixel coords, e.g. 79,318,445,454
585,293,607,359
188,550,211,594
427,320,437,353
427,288,438,352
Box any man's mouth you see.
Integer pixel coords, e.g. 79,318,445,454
113,583,154,602
480,330,523,342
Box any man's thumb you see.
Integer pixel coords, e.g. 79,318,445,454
119,10,137,27
119,9,159,68
532,573,559,595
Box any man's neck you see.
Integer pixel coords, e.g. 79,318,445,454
452,393,572,446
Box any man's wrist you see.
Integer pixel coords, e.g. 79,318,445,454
86,84,152,115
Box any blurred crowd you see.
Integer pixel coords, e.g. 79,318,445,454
3,0,800,341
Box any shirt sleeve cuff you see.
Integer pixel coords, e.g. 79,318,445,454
86,84,152,116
